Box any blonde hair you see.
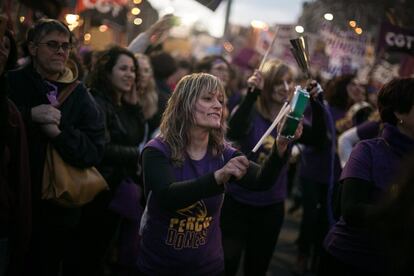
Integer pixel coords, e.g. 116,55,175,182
135,53,158,120
159,73,227,166
256,59,292,120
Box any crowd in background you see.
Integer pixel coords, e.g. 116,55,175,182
1,14,414,276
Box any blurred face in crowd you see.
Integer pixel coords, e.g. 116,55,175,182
30,31,71,79
109,54,136,94
270,72,293,105
347,79,366,103
210,60,230,88
0,36,11,75
194,88,224,130
137,56,152,89
367,92,378,108
168,67,191,89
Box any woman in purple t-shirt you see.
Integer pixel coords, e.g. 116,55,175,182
222,59,327,275
322,78,414,275
138,73,301,275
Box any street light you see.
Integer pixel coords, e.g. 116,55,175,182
99,25,108,32
324,13,333,21
355,27,363,35
295,25,304,33
131,8,141,15
65,14,80,31
84,33,91,41
349,20,357,28
134,18,143,25
65,14,79,25
251,20,268,30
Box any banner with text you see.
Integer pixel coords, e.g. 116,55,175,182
377,22,414,55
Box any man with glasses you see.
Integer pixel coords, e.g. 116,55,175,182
7,19,105,275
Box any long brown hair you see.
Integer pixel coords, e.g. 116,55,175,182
256,59,292,120
87,46,138,100
159,73,227,166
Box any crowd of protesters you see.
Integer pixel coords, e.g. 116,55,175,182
1,13,414,276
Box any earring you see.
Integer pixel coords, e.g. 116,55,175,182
399,119,404,124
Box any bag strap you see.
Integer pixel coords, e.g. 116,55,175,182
56,80,80,107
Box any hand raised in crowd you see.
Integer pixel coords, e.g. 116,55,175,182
214,155,250,185
276,120,303,156
147,14,175,45
307,80,323,101
31,104,61,124
246,69,264,91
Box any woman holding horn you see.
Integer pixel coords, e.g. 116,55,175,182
222,59,327,275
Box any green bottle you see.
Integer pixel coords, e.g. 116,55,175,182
280,86,310,139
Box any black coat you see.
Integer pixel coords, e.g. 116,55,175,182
8,63,106,222
93,91,147,189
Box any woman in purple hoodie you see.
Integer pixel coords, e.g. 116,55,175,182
138,73,301,275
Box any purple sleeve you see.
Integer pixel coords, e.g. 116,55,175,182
340,141,373,183
223,144,238,162
356,121,380,140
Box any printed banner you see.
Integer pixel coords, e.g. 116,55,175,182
377,22,414,55
318,22,368,78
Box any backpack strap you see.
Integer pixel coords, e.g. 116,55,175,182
56,80,80,107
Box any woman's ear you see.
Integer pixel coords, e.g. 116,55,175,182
394,111,404,124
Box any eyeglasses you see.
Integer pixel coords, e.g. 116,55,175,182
37,40,73,52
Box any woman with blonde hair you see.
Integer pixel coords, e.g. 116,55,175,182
122,53,159,137
137,73,300,275
222,59,327,275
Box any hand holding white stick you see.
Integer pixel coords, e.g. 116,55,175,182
252,102,291,153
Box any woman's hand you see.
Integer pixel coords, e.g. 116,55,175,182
276,120,303,156
31,104,61,124
307,80,323,101
214,155,250,185
147,14,175,45
246,69,264,92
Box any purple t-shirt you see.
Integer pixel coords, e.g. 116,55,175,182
356,120,381,140
137,138,236,275
226,111,288,206
299,101,336,184
329,105,346,124
324,123,414,272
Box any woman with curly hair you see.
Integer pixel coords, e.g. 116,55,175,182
82,46,147,275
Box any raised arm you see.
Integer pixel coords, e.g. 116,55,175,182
227,70,263,141
297,82,328,149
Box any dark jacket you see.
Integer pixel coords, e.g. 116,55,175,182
0,98,31,276
93,90,147,188
7,62,106,222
